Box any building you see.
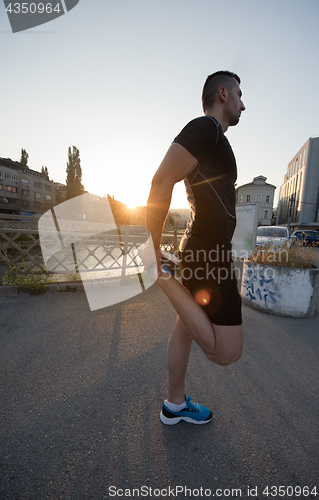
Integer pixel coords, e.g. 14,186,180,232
0,157,59,216
276,137,319,231
236,175,276,226
56,183,68,205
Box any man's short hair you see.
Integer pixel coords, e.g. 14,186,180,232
202,71,241,112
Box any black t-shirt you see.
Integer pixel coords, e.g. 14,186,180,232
173,115,237,253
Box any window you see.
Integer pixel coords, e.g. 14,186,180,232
21,200,30,208
34,181,41,188
5,173,18,182
5,185,18,193
45,194,51,200
245,194,251,202
255,194,262,202
264,210,269,219
22,189,30,196
0,172,2,180
265,195,270,203
239,195,243,203
45,185,52,191
7,197,19,204
34,192,41,198
0,184,2,190
257,226,288,237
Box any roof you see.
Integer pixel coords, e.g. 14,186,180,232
0,157,25,171
0,157,52,181
236,181,276,190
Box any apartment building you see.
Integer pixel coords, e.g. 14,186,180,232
236,175,276,225
0,157,59,215
276,137,319,230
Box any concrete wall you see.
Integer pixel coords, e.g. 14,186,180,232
241,260,319,317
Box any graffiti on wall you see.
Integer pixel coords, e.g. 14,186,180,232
241,262,280,308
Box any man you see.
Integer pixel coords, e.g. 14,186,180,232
144,71,245,425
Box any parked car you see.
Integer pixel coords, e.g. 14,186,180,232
256,226,290,248
291,230,319,247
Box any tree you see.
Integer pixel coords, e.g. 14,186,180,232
20,148,29,167
41,166,49,180
66,146,85,200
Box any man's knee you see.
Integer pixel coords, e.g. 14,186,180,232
205,345,243,366
215,349,242,366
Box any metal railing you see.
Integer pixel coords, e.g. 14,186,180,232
0,214,182,280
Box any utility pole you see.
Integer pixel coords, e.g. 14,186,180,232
314,187,319,225
287,194,295,234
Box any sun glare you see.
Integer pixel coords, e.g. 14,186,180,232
122,193,144,210
126,203,137,210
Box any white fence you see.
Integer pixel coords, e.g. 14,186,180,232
0,214,181,280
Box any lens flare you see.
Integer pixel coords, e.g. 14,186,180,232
195,289,211,306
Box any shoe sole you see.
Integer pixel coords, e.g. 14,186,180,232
161,251,182,277
160,411,212,425
161,251,182,266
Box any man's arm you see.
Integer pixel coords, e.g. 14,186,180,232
145,142,198,276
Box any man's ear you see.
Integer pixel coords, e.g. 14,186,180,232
219,86,227,103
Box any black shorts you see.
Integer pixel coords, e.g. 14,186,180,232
180,249,242,326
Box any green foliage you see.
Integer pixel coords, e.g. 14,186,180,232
165,215,174,227
41,165,50,180
249,239,316,269
3,261,52,295
66,146,85,200
20,148,29,167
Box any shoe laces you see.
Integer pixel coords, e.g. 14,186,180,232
185,395,199,413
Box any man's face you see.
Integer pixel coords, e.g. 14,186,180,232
225,80,245,126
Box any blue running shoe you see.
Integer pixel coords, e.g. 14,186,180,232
160,396,212,425
138,244,181,280
161,250,182,276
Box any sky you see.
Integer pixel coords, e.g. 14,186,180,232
1,0,319,209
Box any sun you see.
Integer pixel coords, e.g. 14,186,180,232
122,192,144,210
126,202,137,210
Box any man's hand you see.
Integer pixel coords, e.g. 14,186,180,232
138,236,162,280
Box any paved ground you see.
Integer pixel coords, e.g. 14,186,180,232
0,284,319,500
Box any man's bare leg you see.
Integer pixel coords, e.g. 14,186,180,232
166,316,243,404
167,317,193,405
157,272,243,366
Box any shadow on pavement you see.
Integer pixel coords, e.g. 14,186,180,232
1,285,318,499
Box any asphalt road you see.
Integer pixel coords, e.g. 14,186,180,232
1,284,319,500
